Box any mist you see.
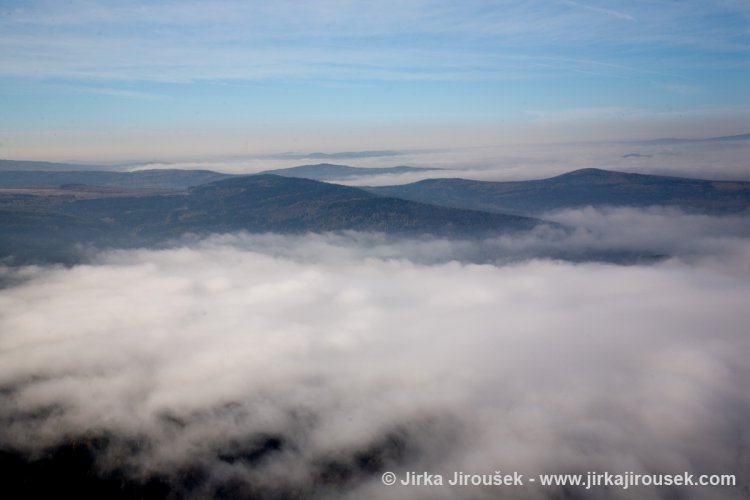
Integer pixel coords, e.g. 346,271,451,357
122,138,750,187
1,209,749,498
162,207,750,268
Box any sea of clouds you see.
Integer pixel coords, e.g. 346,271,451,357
0,208,748,499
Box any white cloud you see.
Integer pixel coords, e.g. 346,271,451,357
0,226,748,498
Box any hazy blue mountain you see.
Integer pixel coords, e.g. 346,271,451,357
5,166,746,265
365,168,750,215
258,163,439,181
57,175,541,236
0,169,234,189
0,174,543,264
631,132,750,145
271,150,404,160
0,159,112,172
0,162,435,188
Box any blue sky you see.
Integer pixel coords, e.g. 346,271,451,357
0,0,748,160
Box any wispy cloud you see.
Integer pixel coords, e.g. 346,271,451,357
63,85,167,101
661,83,700,95
526,106,641,123
0,1,747,83
564,0,636,22
1,0,748,155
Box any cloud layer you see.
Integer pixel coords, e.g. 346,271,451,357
123,138,750,184
1,217,749,498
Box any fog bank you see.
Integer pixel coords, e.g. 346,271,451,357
1,229,749,498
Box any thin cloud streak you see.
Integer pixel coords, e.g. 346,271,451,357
1,1,747,83
565,1,636,22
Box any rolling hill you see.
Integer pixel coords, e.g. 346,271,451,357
365,168,750,215
0,162,436,188
0,174,543,264
3,165,748,264
0,159,111,172
0,168,233,189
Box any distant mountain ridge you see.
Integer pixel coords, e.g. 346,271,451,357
633,132,750,145
2,164,748,219
0,174,543,264
0,159,112,172
2,164,748,216
366,168,750,215
3,165,746,264
258,163,439,181
0,169,233,189
0,161,438,187
271,150,404,160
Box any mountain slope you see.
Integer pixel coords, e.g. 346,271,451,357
0,169,234,189
365,168,750,215
66,175,541,235
0,162,434,188
176,175,538,234
0,174,544,264
0,159,111,172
